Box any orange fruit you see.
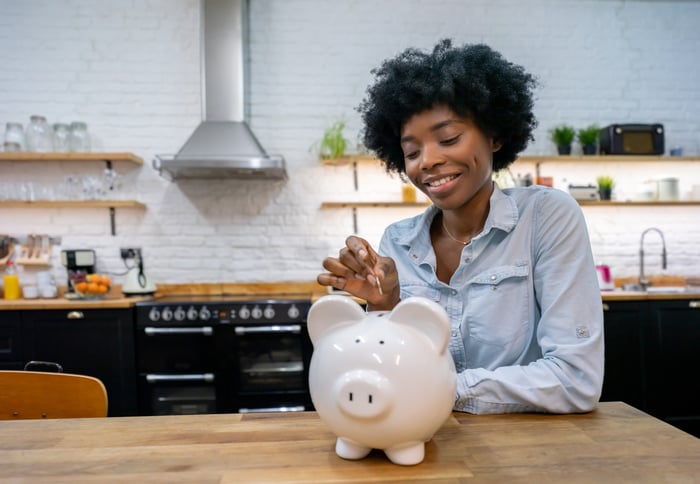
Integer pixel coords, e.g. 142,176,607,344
101,275,111,286
96,284,108,294
87,282,100,294
75,281,88,293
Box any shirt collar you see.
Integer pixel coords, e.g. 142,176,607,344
398,183,520,251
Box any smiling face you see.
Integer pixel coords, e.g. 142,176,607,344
400,104,500,211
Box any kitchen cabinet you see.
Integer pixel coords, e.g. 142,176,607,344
20,308,138,417
0,152,146,235
600,297,700,438
0,311,24,370
599,301,651,411
647,299,700,437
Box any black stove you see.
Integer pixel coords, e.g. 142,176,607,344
134,296,313,415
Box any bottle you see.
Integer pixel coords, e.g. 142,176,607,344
25,115,54,152
401,182,417,203
3,261,21,300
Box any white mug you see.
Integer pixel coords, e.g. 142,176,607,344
657,178,679,201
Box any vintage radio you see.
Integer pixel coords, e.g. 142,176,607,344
599,124,664,155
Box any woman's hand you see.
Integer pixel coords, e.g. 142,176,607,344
317,236,399,310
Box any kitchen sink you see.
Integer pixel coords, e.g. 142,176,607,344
619,284,690,294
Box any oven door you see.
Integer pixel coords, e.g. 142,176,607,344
234,324,308,392
140,374,217,415
230,323,312,412
136,325,219,415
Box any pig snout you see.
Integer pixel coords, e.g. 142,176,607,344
333,369,393,419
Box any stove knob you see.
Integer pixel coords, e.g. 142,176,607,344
148,307,161,322
199,307,211,321
287,305,300,319
252,305,263,319
187,306,199,321
238,306,250,320
174,307,186,321
264,305,276,319
161,307,173,321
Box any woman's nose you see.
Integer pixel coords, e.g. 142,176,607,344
419,143,444,170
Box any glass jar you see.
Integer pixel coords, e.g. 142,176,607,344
3,122,26,152
68,121,90,152
25,115,54,152
53,123,71,152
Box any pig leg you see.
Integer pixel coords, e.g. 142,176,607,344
335,437,372,460
384,441,425,466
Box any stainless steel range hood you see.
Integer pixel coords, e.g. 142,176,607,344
154,0,286,181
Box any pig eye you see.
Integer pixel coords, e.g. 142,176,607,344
379,340,385,345
355,338,361,343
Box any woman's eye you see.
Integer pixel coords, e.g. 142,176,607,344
404,150,419,160
440,136,459,146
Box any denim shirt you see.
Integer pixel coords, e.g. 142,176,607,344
378,184,604,414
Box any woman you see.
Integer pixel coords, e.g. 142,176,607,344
317,39,604,414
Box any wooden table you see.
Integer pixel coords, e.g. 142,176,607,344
1,402,698,483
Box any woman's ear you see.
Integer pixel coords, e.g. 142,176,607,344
491,138,503,152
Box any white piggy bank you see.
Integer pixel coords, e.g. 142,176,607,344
307,295,457,466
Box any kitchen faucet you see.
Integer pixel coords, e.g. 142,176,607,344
639,227,667,290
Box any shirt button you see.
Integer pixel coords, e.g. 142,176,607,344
451,289,457,295
490,274,497,281
464,257,471,263
491,286,497,291
451,330,458,337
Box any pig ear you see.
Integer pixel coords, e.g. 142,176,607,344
307,295,366,346
389,297,451,354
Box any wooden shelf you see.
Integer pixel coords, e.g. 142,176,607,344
1,152,145,235
578,200,700,207
323,155,700,166
0,200,145,208
321,201,430,209
0,152,143,165
516,155,699,163
322,200,700,209
320,155,378,166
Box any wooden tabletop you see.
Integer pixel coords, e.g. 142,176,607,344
1,402,698,483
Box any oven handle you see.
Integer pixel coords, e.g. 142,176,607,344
234,324,301,335
145,373,215,382
144,327,214,336
238,405,306,414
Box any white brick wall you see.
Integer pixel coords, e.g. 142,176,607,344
1,0,699,287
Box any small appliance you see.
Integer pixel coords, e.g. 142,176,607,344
60,249,96,293
599,124,664,155
121,248,156,296
568,184,600,201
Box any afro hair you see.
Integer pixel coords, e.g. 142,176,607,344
357,39,538,174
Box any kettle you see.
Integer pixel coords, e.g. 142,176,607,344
121,249,156,296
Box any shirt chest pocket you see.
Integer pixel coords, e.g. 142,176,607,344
466,262,530,346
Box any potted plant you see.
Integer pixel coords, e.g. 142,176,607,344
596,175,615,201
311,120,349,161
549,124,576,155
578,124,600,155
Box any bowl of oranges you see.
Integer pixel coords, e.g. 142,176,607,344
71,273,112,300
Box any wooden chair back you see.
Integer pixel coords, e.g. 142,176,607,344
0,370,108,419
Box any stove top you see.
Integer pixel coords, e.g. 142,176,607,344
135,294,311,325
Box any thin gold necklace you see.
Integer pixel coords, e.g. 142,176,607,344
441,218,470,246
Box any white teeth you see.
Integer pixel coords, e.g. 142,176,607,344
427,175,457,187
